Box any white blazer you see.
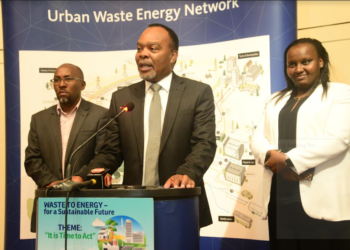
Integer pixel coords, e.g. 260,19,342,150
250,82,350,221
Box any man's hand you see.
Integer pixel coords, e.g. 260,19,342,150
46,179,66,188
164,174,195,189
72,176,83,183
280,168,302,182
264,150,288,173
45,176,83,188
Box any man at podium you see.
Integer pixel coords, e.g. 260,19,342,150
87,23,217,228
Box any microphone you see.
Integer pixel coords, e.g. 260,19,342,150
67,178,100,192
86,168,112,189
53,102,134,191
64,179,97,192
53,168,111,191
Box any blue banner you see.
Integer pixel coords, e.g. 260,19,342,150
3,1,296,249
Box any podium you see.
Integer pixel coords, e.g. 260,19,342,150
35,186,200,250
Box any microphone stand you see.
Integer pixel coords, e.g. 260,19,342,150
58,102,134,250
64,191,70,250
53,103,134,191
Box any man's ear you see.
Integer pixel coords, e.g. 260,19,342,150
81,81,86,90
170,50,178,64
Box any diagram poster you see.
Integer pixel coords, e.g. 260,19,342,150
20,35,270,242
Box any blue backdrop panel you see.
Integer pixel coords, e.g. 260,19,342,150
2,1,296,249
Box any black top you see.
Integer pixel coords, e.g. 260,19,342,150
275,95,308,204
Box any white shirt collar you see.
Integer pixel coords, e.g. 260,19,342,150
56,98,82,115
145,72,172,93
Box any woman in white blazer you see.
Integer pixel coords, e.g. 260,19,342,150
250,38,350,250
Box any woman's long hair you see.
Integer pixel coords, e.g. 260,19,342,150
273,38,331,104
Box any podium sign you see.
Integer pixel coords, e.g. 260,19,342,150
37,197,154,250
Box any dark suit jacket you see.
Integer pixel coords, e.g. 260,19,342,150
88,73,217,227
24,98,108,231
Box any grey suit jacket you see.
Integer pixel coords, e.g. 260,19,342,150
25,98,108,188
88,73,217,227
25,99,108,232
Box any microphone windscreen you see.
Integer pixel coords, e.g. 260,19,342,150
125,102,135,111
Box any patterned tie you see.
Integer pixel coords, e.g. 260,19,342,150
144,83,162,186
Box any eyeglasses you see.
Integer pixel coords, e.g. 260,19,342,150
50,77,83,85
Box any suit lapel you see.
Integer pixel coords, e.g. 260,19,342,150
160,73,185,153
130,81,145,161
64,99,89,165
49,105,62,166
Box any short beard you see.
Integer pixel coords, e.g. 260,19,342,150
139,71,156,81
59,97,69,104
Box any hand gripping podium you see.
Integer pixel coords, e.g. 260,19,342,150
35,186,200,250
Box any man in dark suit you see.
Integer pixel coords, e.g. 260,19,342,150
24,63,108,231
87,23,216,227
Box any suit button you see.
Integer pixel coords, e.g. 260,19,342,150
59,169,62,173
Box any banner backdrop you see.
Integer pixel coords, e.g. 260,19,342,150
3,1,296,249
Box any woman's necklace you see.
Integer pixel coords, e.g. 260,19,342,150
291,95,309,112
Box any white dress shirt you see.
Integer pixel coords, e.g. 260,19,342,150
57,98,81,177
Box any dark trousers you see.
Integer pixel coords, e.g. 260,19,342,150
268,197,350,250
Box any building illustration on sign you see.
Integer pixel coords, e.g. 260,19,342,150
223,136,244,161
224,162,246,186
98,227,111,240
98,216,145,250
102,239,120,250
